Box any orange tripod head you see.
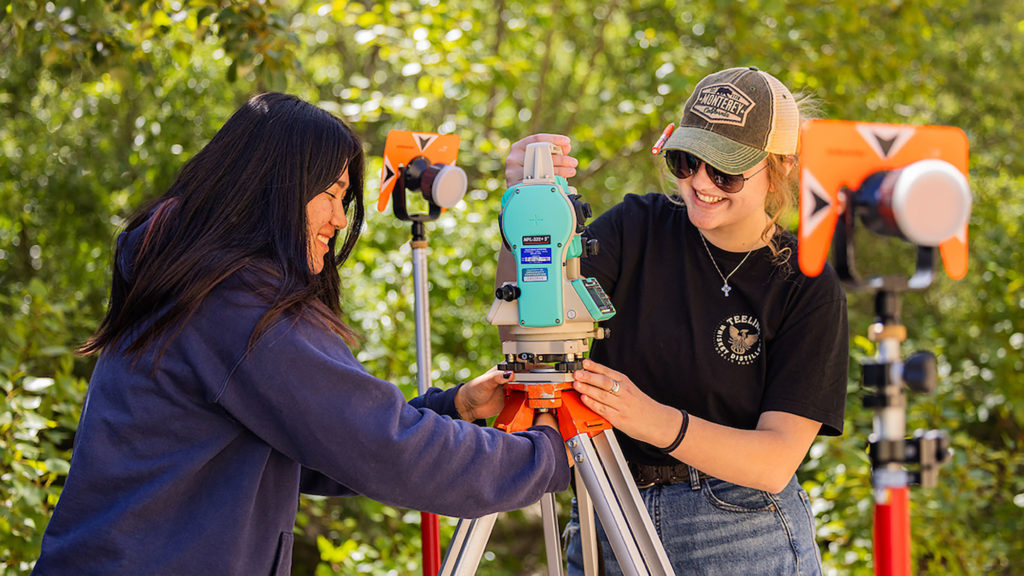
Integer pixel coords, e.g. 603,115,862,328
494,381,610,441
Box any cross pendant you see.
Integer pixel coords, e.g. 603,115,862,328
721,283,732,297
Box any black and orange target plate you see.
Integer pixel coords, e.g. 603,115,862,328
798,120,969,280
377,130,461,212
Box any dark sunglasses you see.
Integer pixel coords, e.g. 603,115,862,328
664,150,766,194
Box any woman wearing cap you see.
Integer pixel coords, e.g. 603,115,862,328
33,92,570,575
506,67,847,574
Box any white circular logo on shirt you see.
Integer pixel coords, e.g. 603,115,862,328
714,314,762,365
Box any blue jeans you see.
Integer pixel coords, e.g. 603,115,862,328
565,472,823,575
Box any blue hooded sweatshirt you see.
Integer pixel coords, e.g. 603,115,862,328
33,222,570,575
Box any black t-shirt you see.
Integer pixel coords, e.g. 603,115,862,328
581,193,849,466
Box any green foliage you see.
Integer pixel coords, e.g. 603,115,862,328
2,0,1023,574
0,279,88,572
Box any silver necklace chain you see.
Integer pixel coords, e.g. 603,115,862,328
698,232,754,297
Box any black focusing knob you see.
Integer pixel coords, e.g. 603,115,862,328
495,284,521,302
569,194,592,232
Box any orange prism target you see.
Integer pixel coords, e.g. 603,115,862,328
377,130,461,212
798,119,970,280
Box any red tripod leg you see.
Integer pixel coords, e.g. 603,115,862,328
874,486,911,576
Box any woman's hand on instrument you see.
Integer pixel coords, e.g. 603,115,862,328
505,134,578,187
456,367,513,421
572,359,683,450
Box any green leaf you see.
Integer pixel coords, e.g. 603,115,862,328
21,377,55,392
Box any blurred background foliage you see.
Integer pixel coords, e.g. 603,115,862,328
1,0,1022,574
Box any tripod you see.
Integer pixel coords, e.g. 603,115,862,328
439,378,675,576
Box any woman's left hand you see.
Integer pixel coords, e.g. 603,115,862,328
572,359,682,449
455,367,514,421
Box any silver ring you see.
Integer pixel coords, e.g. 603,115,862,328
610,379,621,394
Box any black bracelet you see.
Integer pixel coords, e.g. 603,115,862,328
659,409,689,453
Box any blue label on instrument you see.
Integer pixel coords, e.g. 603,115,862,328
522,268,548,282
521,247,552,264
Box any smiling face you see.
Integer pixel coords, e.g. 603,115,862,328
305,169,350,274
676,159,772,252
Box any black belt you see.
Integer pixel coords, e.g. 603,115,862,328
628,461,710,489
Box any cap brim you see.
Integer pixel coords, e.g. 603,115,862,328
662,126,767,174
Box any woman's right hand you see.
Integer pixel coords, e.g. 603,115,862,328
505,134,579,187
455,367,514,421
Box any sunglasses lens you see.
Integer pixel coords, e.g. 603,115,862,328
665,150,686,179
707,165,743,194
666,151,703,179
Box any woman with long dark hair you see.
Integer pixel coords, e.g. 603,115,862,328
33,93,569,575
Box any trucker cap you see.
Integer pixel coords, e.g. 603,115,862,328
662,66,799,174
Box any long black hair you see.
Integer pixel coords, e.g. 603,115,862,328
80,93,365,357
